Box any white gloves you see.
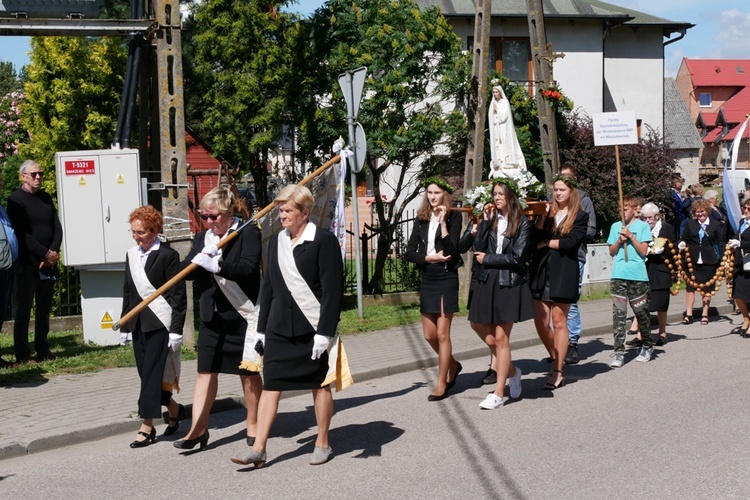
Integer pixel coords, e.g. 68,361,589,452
119,332,131,346
653,245,665,255
254,333,266,355
311,334,332,360
729,239,741,249
678,241,686,251
201,244,219,256
192,253,219,273
168,334,183,353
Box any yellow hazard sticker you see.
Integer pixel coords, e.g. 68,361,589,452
100,311,114,329
117,174,125,184
79,176,86,186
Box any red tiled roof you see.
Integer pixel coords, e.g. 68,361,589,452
698,112,719,127
719,88,750,124
702,127,723,144
685,58,750,86
723,121,750,142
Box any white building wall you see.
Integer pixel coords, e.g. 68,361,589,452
547,21,604,117
603,27,665,135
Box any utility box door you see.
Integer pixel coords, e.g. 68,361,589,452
56,149,140,267
99,154,141,262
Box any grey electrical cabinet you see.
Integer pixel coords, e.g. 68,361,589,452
56,149,141,267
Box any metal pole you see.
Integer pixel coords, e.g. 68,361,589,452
346,71,364,318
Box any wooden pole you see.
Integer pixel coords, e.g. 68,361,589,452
615,145,628,261
459,0,492,305
113,154,342,330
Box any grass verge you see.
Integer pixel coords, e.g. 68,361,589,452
3,287,609,384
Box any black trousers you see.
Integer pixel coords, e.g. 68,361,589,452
13,264,54,360
132,326,169,419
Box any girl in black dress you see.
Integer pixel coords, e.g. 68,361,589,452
530,176,589,390
405,178,463,401
469,179,534,409
174,187,263,451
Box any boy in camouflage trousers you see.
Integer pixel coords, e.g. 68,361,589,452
607,195,653,367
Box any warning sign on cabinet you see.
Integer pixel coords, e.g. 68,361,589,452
100,312,114,329
65,160,96,175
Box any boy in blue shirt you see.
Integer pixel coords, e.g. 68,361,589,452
607,195,653,367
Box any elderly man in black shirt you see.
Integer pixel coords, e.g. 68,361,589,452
7,160,63,363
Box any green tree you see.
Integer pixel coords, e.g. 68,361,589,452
184,0,297,206
19,36,127,194
0,61,22,96
299,0,469,293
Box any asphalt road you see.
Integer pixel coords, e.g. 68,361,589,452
2,318,749,499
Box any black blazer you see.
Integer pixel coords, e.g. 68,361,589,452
183,224,262,324
473,216,531,287
680,218,725,266
405,210,463,272
530,210,589,302
121,243,186,334
646,222,676,290
732,219,750,273
257,227,343,339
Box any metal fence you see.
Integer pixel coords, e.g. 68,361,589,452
13,209,421,320
343,209,421,294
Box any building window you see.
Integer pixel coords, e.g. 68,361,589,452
467,36,532,83
699,93,712,107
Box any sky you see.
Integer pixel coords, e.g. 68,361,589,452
0,0,746,77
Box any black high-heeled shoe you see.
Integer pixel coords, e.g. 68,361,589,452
543,369,565,390
163,404,186,436
130,428,156,448
173,430,209,451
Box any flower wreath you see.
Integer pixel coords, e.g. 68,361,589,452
423,176,455,194
551,174,580,190
491,176,522,198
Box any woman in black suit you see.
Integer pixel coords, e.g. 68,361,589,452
232,184,343,468
530,176,589,390
628,203,676,347
679,198,725,325
405,178,463,401
730,198,750,336
174,187,262,452
469,179,534,410
121,206,186,448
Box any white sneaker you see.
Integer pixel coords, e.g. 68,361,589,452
635,346,653,362
508,366,523,399
479,393,504,410
610,351,625,368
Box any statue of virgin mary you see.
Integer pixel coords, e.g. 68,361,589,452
487,81,530,181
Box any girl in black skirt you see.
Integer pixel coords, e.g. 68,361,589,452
469,179,534,410
405,178,463,401
529,176,589,390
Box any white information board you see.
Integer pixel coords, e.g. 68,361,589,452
592,112,638,146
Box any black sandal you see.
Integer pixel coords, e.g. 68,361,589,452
543,369,565,390
700,316,709,325
682,316,693,325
